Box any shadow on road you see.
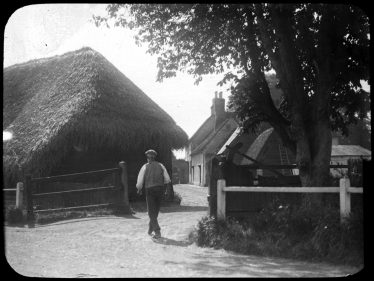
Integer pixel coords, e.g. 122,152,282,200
152,237,193,247
164,252,361,277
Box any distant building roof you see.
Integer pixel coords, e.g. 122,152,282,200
188,115,215,145
331,145,371,157
191,118,238,155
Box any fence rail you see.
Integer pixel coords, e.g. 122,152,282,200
23,161,131,226
31,168,119,183
34,203,115,213
240,164,349,169
32,185,117,197
217,178,362,223
4,189,17,192
222,186,363,193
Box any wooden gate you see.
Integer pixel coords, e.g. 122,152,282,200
24,161,131,226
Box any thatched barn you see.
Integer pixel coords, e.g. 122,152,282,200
3,47,188,198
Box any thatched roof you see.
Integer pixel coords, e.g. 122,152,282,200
3,47,188,181
191,118,238,155
188,115,215,145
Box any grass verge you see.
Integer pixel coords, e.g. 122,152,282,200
34,207,115,225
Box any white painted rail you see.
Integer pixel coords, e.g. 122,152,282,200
223,186,341,193
3,182,24,209
217,178,362,223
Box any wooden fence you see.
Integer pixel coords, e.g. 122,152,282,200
21,161,131,225
217,177,363,223
207,156,351,217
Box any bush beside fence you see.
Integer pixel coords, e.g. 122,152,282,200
195,200,363,265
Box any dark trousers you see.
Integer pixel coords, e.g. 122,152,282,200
145,186,164,233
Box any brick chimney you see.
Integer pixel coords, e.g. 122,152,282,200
211,92,226,131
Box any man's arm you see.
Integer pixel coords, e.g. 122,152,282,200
160,163,171,184
136,164,147,191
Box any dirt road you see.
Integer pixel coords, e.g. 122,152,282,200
5,184,361,277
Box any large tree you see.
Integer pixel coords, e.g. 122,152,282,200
94,4,370,187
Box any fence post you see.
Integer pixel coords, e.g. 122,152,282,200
208,158,219,217
340,177,351,223
217,179,226,220
25,174,35,226
119,161,131,214
16,182,23,209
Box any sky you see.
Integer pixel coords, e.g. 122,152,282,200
4,4,229,158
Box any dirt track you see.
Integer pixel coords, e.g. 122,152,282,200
5,184,361,277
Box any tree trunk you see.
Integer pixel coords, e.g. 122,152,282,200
310,123,332,186
298,118,332,207
295,135,312,187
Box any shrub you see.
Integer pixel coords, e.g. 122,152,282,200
194,201,363,266
173,192,182,204
162,191,182,206
196,216,255,252
311,207,363,264
5,206,24,225
196,216,225,248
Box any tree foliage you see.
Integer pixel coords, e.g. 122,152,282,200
94,3,369,136
94,4,370,186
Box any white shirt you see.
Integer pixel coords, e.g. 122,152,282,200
136,162,171,190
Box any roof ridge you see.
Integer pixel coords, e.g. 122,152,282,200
192,119,230,152
191,118,238,154
4,47,98,70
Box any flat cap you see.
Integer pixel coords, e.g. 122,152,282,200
145,149,157,156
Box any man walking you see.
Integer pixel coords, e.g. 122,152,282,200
136,149,171,239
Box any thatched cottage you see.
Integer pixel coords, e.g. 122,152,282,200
3,47,188,198
186,92,238,186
